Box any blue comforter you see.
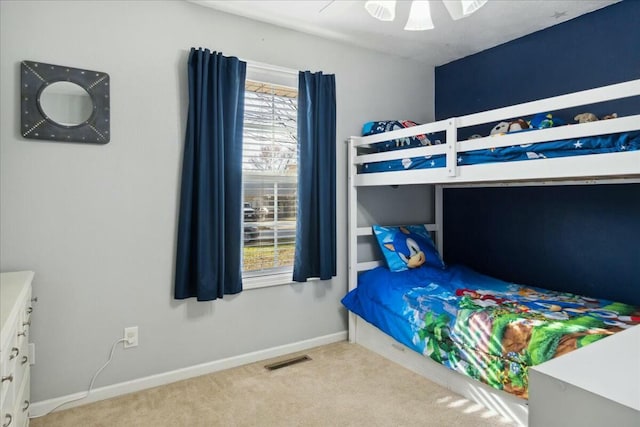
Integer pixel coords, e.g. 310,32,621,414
342,265,640,398
361,131,640,173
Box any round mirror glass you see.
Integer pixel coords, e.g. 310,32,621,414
39,81,93,126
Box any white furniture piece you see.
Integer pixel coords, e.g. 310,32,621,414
529,325,640,427
346,79,640,426
1,271,35,427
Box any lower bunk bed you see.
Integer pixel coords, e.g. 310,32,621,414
342,263,640,425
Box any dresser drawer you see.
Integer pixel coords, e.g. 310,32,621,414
13,338,29,402
1,272,35,427
14,370,30,427
0,350,19,427
21,291,33,344
1,404,13,427
0,370,29,427
1,321,19,411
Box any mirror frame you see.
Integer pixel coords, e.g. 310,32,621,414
21,60,110,144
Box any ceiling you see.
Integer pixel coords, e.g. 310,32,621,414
189,0,618,66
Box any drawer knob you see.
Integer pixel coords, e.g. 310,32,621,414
21,355,29,365
23,320,31,327
27,307,33,314
31,297,38,303
17,330,26,337
1,374,13,383
2,414,12,427
22,400,30,412
9,347,19,360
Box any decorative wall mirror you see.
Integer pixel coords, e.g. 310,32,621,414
21,60,110,144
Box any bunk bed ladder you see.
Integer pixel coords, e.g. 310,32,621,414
347,137,358,343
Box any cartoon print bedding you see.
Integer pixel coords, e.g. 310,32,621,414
362,120,433,152
341,264,640,399
360,130,640,173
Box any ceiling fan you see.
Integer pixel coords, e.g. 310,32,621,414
364,0,488,31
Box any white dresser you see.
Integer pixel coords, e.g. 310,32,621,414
1,272,35,427
529,324,640,426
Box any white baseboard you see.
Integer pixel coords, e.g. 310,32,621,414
30,331,347,417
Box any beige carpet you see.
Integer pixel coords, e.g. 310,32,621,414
31,342,516,427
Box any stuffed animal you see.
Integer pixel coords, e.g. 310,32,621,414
490,121,510,135
490,119,529,136
530,113,565,129
507,118,529,132
574,112,618,123
574,113,598,123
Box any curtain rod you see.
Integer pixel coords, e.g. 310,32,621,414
245,60,299,76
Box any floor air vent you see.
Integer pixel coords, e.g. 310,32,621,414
264,355,312,371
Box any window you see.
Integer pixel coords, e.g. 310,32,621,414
242,78,298,283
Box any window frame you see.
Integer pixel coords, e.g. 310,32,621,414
242,63,299,290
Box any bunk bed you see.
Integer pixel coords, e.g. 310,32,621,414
344,79,640,426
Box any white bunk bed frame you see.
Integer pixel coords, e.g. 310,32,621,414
346,79,640,426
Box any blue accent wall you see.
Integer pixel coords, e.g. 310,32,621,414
436,1,640,121
443,185,640,306
436,2,640,305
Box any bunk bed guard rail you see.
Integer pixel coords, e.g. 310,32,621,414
348,79,640,186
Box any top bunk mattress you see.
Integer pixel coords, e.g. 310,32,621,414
361,130,640,173
342,264,640,398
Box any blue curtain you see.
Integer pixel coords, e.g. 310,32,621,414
293,71,337,282
174,48,246,301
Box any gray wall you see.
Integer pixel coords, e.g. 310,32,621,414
0,0,434,401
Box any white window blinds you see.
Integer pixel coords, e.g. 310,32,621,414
242,80,298,276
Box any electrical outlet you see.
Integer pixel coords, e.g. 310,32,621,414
124,326,139,348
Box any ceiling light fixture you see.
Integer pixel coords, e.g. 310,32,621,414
365,0,488,31
364,0,397,21
444,0,488,20
404,1,434,31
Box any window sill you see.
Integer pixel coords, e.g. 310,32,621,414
243,271,294,290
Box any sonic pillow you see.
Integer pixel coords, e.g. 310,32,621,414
373,224,445,272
